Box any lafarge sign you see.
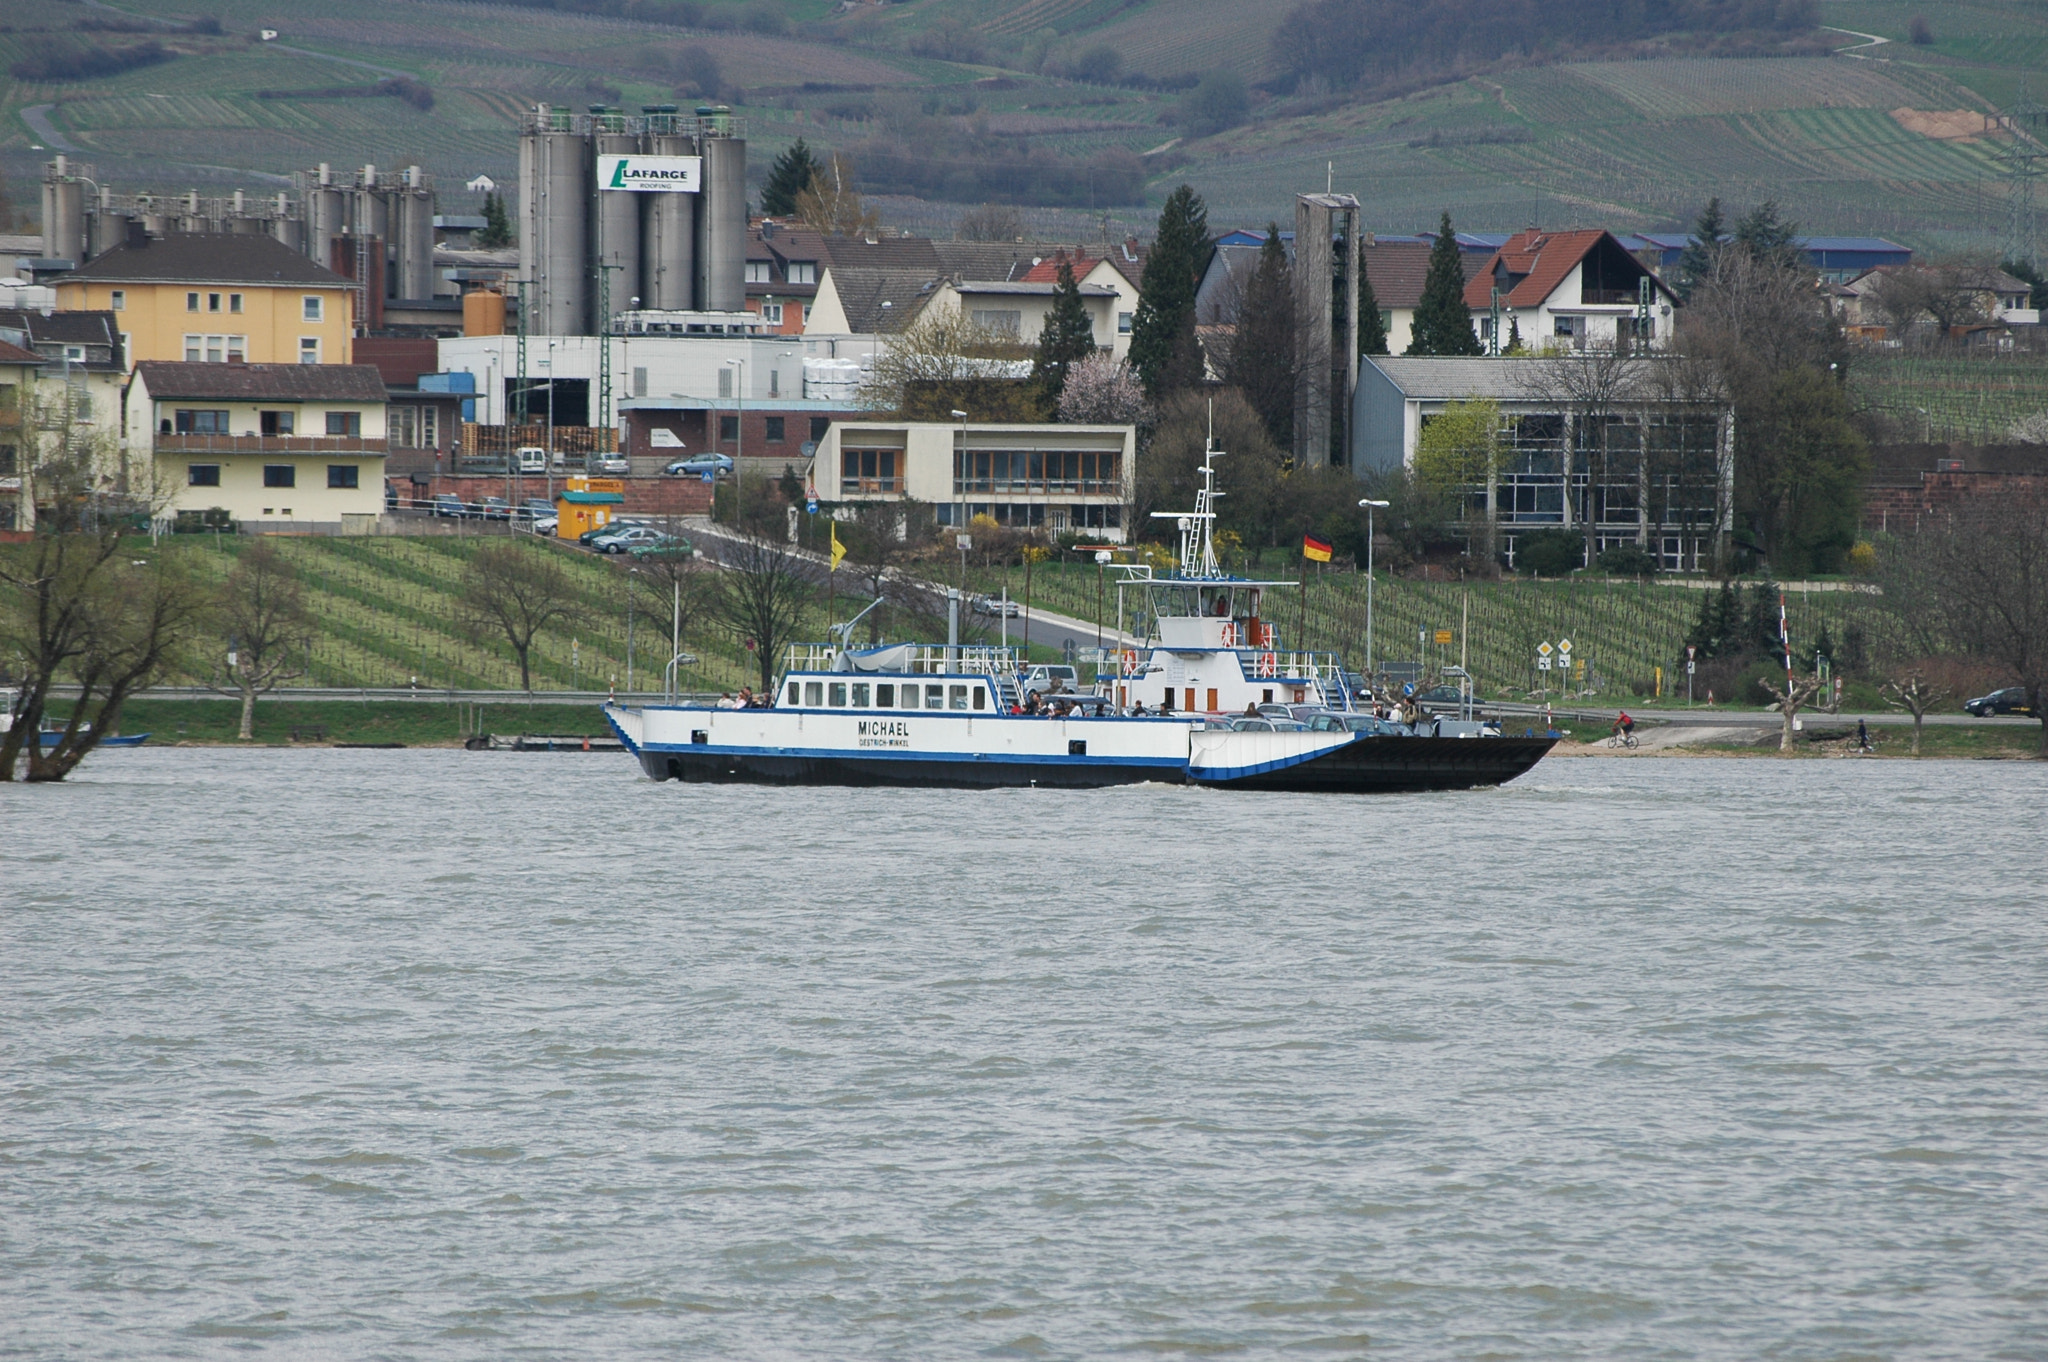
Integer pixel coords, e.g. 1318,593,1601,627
598,154,701,193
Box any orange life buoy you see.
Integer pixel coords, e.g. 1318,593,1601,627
1256,651,1276,678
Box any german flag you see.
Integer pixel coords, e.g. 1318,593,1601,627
1302,534,1333,563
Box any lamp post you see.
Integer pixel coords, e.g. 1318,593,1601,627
1358,498,1389,682
725,356,745,527
951,408,968,539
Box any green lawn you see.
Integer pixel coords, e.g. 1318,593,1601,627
71,698,610,746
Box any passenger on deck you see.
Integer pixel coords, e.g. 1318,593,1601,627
1243,702,1260,717
736,686,754,708
716,692,739,709
1022,690,1042,716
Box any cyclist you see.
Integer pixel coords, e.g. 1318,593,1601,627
1612,709,1636,743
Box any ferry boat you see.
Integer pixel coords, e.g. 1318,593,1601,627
604,448,1554,793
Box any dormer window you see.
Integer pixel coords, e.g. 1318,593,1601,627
745,261,772,284
787,261,816,285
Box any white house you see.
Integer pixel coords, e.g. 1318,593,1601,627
1463,229,1680,353
816,419,1136,538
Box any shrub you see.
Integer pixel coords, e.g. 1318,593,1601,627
1595,543,1658,576
1515,528,1583,577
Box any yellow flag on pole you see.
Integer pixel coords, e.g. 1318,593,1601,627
829,521,846,570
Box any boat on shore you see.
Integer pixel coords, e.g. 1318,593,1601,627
604,448,1553,793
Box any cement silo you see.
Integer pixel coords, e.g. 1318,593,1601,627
395,165,436,300
639,105,696,312
589,111,642,327
40,157,87,264
697,112,745,313
306,165,351,275
520,106,592,334
267,191,305,252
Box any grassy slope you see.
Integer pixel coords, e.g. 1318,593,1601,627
77,697,611,745
3,0,2036,251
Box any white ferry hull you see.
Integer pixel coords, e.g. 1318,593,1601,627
606,704,1554,793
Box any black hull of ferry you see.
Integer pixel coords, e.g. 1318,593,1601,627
633,735,1555,793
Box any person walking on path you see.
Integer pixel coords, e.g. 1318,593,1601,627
1856,717,1871,753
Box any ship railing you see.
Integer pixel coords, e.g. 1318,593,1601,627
783,643,1023,677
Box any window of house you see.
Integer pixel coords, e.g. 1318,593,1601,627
184,335,202,362
0,444,16,476
719,415,738,442
768,369,780,398
745,261,772,284
208,292,222,313
325,411,361,437
810,416,831,442
63,345,86,362
205,336,224,363
788,262,817,285
188,464,221,486
229,293,243,314
260,410,295,436
419,407,436,449
764,416,785,443
174,409,230,434
226,336,246,363
801,304,812,325
299,338,320,364
186,292,200,312
971,309,1022,336
303,296,324,321
263,464,296,488
1554,316,1582,338
1117,310,1134,334
327,465,359,488
761,302,784,326
110,290,125,312
840,447,898,494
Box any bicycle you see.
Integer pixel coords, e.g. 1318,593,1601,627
1603,728,1640,749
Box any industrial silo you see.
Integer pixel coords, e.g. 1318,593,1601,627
589,110,641,329
639,105,696,311
307,165,351,275
396,166,435,300
40,157,86,264
267,192,305,252
519,105,591,335
697,114,745,313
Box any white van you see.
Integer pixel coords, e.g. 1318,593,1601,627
516,446,547,474
1018,664,1079,697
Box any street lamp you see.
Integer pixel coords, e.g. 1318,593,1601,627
951,409,968,538
1358,498,1389,683
725,357,745,526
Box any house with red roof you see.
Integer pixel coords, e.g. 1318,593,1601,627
1463,229,1679,353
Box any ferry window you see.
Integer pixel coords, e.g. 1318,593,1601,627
787,682,800,705
804,681,823,706
973,686,986,710
829,683,847,707
876,683,894,707
851,683,870,707
948,684,969,711
925,684,944,710
902,685,920,710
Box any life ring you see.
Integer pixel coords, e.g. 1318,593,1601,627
1256,651,1276,678
1218,621,1237,646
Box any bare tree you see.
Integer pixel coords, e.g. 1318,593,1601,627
713,532,813,692
210,540,313,740
956,204,1024,242
858,308,1040,420
794,152,879,239
1879,492,2048,756
0,442,196,782
627,550,714,686
1882,671,1949,756
459,542,576,691
1525,349,1643,567
1758,671,1825,753
837,499,938,643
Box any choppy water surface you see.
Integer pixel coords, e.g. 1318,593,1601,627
3,750,2045,1359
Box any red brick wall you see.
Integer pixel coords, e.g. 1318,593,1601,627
1863,471,2048,533
395,474,712,516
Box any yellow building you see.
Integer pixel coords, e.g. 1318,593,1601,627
0,336,45,531
56,231,355,367
556,477,625,539
126,361,389,533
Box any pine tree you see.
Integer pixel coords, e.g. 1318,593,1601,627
1733,200,1802,271
761,138,821,218
1405,211,1481,356
1675,197,1723,300
1505,315,1523,354
1226,224,1297,450
1357,251,1388,356
477,191,513,249
1130,184,1211,398
1031,258,1097,400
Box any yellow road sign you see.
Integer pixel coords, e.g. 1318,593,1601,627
1433,629,1452,645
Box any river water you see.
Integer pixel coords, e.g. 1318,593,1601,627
3,750,2044,1359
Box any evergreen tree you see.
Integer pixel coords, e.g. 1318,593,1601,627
1744,577,1784,662
1405,212,1481,356
1130,184,1211,398
477,191,513,248
1357,252,1388,356
1505,314,1523,354
1675,197,1723,300
1031,258,1097,400
1685,578,1738,659
1226,224,1297,450
1733,200,1802,271
761,138,821,218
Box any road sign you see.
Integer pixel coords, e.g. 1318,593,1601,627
1557,638,1573,655
1537,641,1553,657
958,534,973,551
1433,629,1452,645
1537,656,1552,671
1687,660,1696,674
1686,645,1697,660
806,500,819,515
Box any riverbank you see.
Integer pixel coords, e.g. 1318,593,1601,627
1553,719,2041,759
60,698,610,748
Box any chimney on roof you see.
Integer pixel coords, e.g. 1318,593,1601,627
125,217,149,250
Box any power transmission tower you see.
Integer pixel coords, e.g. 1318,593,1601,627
1999,82,2048,270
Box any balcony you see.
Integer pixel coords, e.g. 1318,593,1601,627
154,434,390,456
839,476,902,495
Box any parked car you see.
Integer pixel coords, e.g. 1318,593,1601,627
432,493,467,518
592,453,630,475
520,498,555,521
516,446,548,474
1308,713,1410,736
971,593,1022,618
530,513,559,536
630,535,693,560
1018,664,1080,696
1964,686,2039,717
663,453,733,478
1229,716,1307,732
578,518,642,546
591,525,680,555
479,496,512,521
1413,683,1482,712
